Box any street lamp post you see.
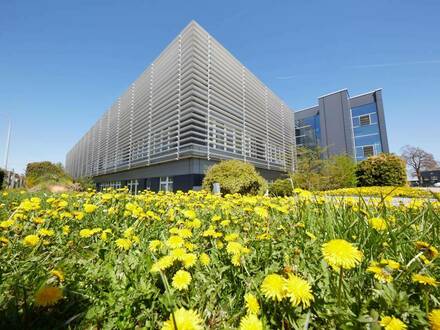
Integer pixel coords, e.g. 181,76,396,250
1,113,11,171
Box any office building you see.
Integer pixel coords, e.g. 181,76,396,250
295,89,389,161
65,21,296,192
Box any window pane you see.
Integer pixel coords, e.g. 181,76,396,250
363,145,374,157
352,102,377,117
352,117,360,127
360,115,371,126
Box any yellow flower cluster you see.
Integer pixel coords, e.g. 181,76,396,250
0,188,438,329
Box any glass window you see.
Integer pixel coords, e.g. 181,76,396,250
355,133,381,146
359,115,371,126
159,177,173,192
352,117,360,127
363,145,374,157
351,102,377,117
127,179,139,195
354,124,380,136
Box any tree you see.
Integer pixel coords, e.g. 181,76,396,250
25,161,72,188
401,145,439,184
269,178,294,196
291,147,356,191
291,147,326,191
202,160,268,195
0,168,5,189
356,153,407,187
322,154,357,190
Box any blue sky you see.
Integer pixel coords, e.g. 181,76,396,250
1,0,439,173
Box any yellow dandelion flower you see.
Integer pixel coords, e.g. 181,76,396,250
322,239,363,271
244,293,260,315
254,206,269,219
239,314,263,330
284,274,314,308
79,229,93,238
62,225,70,235
381,259,400,270
23,234,40,247
0,220,14,228
149,240,162,252
166,235,184,249
172,270,192,291
225,233,239,241
100,229,112,241
199,253,211,266
182,209,197,219
226,242,244,255
231,254,241,267
379,316,407,330
170,248,187,261
369,217,388,231
412,273,438,287
35,286,63,307
416,241,439,260
428,309,440,330
115,238,132,251
182,253,197,268
261,274,285,301
83,203,98,213
50,269,64,282
38,229,55,237
162,308,203,330
151,255,174,273
177,228,192,238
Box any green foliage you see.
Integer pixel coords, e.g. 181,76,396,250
292,148,357,191
25,161,72,188
202,160,268,195
356,153,407,187
0,168,5,189
322,154,357,190
291,147,325,191
0,190,438,328
75,177,96,191
269,178,293,196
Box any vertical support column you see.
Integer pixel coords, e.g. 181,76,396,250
265,87,270,169
281,103,286,171
85,132,89,176
128,83,135,169
206,36,212,160
114,98,121,172
103,111,109,174
97,120,102,175
177,34,182,160
148,64,154,166
241,66,246,162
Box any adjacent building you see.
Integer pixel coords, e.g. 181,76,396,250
295,89,389,161
65,21,296,192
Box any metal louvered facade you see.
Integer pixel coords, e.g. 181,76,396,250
66,21,295,188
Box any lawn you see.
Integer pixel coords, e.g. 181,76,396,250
0,189,439,329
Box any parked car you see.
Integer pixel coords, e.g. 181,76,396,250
434,182,440,187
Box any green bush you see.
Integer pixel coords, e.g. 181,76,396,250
0,168,5,189
269,178,293,196
25,161,72,188
74,177,96,191
356,153,407,187
292,148,357,191
202,160,268,195
322,155,357,190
